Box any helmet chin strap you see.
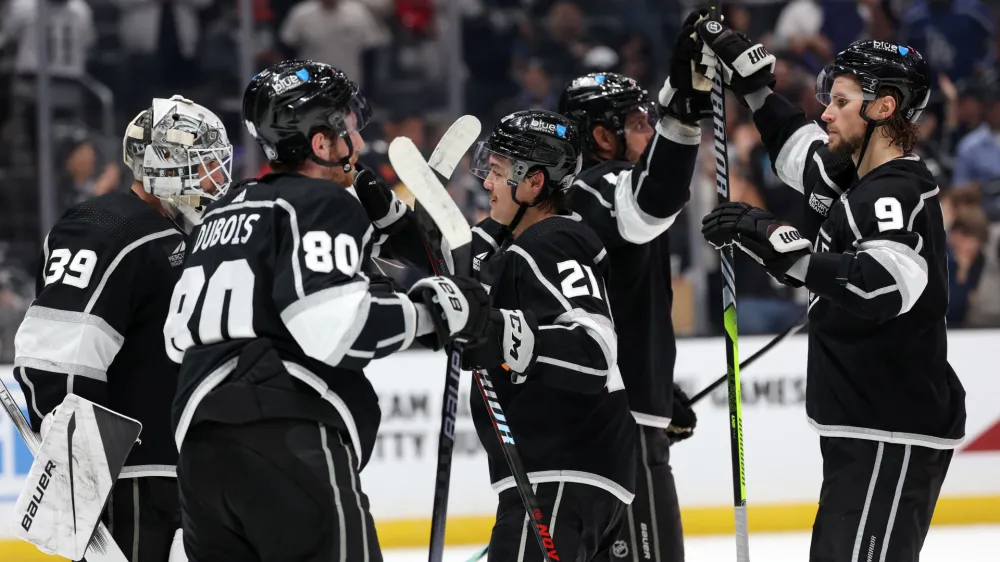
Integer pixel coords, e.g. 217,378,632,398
307,130,355,173
160,197,204,234
855,101,889,174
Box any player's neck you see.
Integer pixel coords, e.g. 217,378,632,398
131,181,169,217
855,133,905,178
511,206,554,239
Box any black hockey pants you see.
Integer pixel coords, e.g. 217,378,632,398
488,482,628,562
600,424,684,562
178,419,381,562
103,476,181,562
810,437,953,562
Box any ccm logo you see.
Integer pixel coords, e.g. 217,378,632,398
21,460,56,532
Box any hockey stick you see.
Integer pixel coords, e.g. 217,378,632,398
389,136,558,562
389,119,479,562
685,314,807,407
0,378,128,562
708,4,751,560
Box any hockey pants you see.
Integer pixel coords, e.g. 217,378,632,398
178,419,382,562
488,482,627,562
600,424,684,562
103,476,182,562
810,437,953,562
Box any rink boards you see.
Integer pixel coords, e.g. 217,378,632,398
1,330,999,556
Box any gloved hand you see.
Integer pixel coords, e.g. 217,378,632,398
461,308,539,381
696,18,777,105
409,276,491,350
702,202,811,286
659,9,716,124
353,161,406,231
667,384,697,444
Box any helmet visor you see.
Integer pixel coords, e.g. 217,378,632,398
328,91,373,135
470,141,517,185
815,64,877,107
624,101,659,135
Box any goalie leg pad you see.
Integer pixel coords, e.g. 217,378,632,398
13,394,141,561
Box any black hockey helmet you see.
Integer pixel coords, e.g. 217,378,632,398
470,109,581,201
816,40,931,124
243,60,372,171
558,72,657,159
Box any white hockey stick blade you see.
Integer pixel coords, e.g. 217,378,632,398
428,115,481,179
389,136,472,251
0,381,128,562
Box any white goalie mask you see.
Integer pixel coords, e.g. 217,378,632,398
140,95,234,204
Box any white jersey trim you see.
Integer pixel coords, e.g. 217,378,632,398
15,306,126,380
491,470,635,505
285,361,363,468
85,229,179,314
280,281,371,367
631,411,672,428
174,357,239,449
807,417,964,449
856,239,929,315
118,465,177,479
774,122,828,194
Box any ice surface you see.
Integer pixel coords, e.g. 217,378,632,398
383,525,1000,561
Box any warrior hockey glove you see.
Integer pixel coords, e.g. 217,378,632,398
701,202,811,287
696,19,776,106
353,161,407,232
667,384,697,444
659,9,715,124
462,308,539,380
409,276,492,350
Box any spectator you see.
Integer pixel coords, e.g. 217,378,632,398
514,58,557,111
0,0,96,148
57,131,120,213
518,0,595,88
946,206,990,325
279,0,389,88
898,0,996,84
952,91,1000,220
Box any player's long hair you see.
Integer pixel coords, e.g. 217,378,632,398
877,86,919,154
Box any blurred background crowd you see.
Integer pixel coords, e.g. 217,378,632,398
1,0,999,360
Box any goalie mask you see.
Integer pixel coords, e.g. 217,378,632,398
140,95,234,205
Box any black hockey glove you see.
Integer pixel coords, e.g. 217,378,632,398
461,308,539,381
696,19,776,105
408,276,492,351
353,161,407,232
702,202,811,287
667,384,697,444
659,9,715,124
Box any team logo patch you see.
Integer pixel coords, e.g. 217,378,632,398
612,540,628,558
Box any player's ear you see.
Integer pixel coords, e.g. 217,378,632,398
310,131,330,160
528,170,546,202
592,125,616,155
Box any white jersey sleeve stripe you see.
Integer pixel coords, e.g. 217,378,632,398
274,198,307,300
774,122,828,194
280,282,371,366
507,245,572,312
14,306,126,380
857,239,929,316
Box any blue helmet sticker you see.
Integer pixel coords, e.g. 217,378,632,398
595,74,606,85
295,68,311,82
898,46,909,56
555,124,567,138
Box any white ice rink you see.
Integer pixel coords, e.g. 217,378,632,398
383,525,1000,561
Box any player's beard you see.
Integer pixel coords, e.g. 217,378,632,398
829,126,865,159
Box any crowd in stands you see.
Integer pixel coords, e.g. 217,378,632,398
1,0,999,359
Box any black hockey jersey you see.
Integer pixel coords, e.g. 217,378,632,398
471,215,636,505
753,92,966,448
567,116,700,427
14,191,186,476
169,173,425,470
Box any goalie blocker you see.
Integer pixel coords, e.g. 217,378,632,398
14,395,141,561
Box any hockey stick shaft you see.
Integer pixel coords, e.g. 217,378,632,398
685,315,807,407
0,379,128,562
709,3,751,560
473,369,557,561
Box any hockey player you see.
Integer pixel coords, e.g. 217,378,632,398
168,60,490,561
555,11,715,562
461,109,635,561
695,24,966,562
13,94,233,561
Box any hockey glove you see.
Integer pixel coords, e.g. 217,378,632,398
353,161,407,232
462,308,539,381
659,9,715,124
696,19,776,105
702,202,811,286
667,384,697,444
409,276,492,350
